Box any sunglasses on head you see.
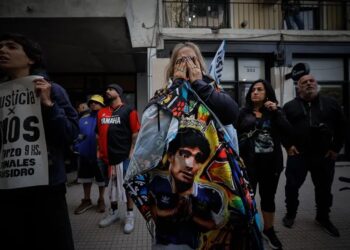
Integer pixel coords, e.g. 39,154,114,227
178,148,206,163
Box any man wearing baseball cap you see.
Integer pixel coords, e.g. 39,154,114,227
96,84,140,234
282,63,346,237
74,94,106,215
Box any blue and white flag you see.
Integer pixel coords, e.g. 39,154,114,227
209,40,226,84
209,40,239,154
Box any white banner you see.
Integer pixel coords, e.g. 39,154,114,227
209,40,226,84
0,75,49,189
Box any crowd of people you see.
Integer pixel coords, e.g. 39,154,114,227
0,33,347,250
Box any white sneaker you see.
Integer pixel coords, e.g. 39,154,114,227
123,211,135,234
99,209,119,228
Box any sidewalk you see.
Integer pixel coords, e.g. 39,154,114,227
66,164,350,250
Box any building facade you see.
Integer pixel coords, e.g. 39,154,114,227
1,0,349,158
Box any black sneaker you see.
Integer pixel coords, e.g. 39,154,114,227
282,215,295,228
315,218,340,237
262,227,283,249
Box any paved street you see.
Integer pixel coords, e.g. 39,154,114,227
66,163,350,250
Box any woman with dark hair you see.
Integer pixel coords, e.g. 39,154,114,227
0,33,78,250
237,79,293,250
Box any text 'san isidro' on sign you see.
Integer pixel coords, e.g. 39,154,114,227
0,75,48,189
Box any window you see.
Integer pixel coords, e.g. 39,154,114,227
189,0,207,17
300,8,316,30
292,58,343,81
188,0,227,28
204,57,235,81
238,58,265,81
293,58,344,105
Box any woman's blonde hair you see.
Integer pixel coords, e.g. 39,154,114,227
165,42,207,84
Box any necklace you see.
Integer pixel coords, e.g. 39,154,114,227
109,104,123,113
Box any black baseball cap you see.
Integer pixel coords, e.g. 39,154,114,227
285,63,310,81
107,83,123,96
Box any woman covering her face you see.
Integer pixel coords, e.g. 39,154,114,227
124,42,265,250
158,41,239,126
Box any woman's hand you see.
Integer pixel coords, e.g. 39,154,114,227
264,100,278,111
173,60,188,80
186,57,202,83
287,145,299,156
325,150,338,160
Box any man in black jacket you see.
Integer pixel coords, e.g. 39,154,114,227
282,71,346,237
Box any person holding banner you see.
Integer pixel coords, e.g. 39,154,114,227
0,33,78,250
124,42,263,249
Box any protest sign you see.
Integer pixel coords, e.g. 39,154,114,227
0,75,48,189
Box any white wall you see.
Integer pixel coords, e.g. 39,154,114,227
138,57,168,115
125,0,158,47
0,0,157,48
150,58,169,97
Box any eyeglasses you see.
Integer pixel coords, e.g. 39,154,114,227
178,148,206,163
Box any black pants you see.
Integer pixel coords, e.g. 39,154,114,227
0,184,75,250
284,153,335,219
248,153,281,213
